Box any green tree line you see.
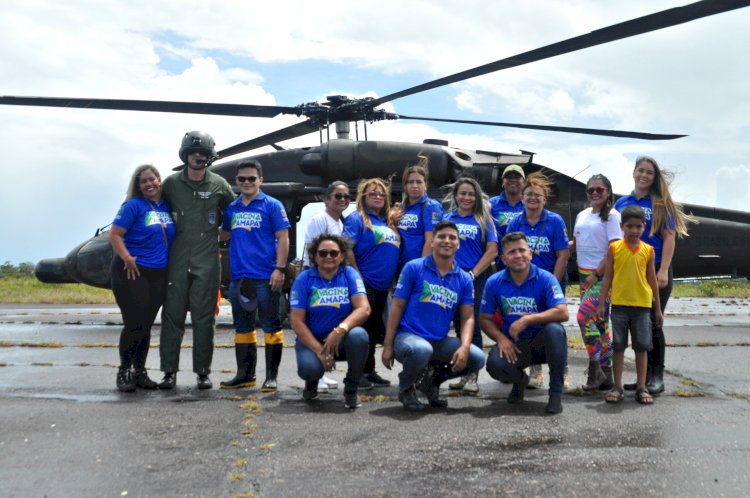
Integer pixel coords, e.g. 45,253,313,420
0,261,36,278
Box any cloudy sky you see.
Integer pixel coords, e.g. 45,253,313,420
2,0,749,264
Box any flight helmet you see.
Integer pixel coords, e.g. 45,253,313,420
179,131,218,165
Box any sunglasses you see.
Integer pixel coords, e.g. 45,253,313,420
317,249,341,258
237,176,258,183
333,193,351,200
366,191,386,198
586,187,606,195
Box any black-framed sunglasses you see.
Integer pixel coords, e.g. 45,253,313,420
586,187,606,195
333,193,351,200
317,249,341,258
237,175,258,183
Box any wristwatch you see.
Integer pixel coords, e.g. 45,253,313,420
275,266,285,272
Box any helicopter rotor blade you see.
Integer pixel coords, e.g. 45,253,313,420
369,0,750,107
396,114,687,140
216,120,322,159
0,96,300,118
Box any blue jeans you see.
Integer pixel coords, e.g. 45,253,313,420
393,332,485,392
486,322,568,396
295,327,369,392
229,279,282,333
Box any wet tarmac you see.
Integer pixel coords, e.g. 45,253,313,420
0,299,748,497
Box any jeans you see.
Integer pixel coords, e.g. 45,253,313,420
295,326,369,392
486,322,568,396
393,332,485,391
229,278,282,333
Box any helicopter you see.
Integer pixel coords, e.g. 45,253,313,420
3,0,750,289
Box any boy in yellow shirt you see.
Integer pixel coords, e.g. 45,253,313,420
598,206,662,404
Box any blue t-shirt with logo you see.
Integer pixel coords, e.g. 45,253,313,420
397,195,444,267
290,265,366,341
343,210,401,291
614,192,676,265
222,192,291,280
489,192,524,269
480,263,567,340
112,197,175,269
394,255,474,341
506,208,569,273
442,210,498,270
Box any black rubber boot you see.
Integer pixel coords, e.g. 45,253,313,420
220,343,257,389
583,360,606,392
647,365,665,395
261,343,283,392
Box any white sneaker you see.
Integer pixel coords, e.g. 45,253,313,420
527,364,544,390
317,378,330,393
322,376,338,389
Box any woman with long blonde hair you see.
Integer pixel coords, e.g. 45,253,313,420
343,177,401,389
442,176,498,394
615,156,696,394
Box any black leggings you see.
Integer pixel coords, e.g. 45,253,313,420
649,263,673,368
363,284,388,374
110,256,167,369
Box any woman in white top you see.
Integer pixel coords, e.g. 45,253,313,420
302,180,351,391
571,174,621,391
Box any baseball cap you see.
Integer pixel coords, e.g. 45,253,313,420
502,164,525,179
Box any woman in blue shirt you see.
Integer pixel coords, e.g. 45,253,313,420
110,164,175,392
344,177,400,388
291,233,371,409
506,171,570,390
396,155,444,270
614,156,695,394
442,176,498,394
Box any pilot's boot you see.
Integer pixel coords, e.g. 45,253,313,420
220,343,257,389
261,343,283,392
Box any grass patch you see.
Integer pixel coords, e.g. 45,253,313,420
0,276,115,304
0,341,64,348
725,391,749,401
672,389,704,398
681,378,700,387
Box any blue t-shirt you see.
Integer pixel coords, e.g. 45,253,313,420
480,264,567,340
397,195,443,267
222,192,291,280
506,209,569,273
489,192,524,269
290,265,366,341
343,210,401,291
614,192,676,265
394,255,474,341
112,197,175,269
442,210,498,270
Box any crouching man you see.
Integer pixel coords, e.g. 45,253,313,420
480,232,569,414
382,221,485,411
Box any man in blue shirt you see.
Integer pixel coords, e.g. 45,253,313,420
489,164,525,270
382,221,485,411
220,159,291,392
480,232,569,414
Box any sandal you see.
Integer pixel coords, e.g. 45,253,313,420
605,387,624,403
635,388,654,405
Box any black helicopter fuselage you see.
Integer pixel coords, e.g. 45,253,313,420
35,139,750,289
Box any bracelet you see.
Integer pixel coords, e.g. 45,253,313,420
275,266,285,272
468,270,475,280
333,327,344,335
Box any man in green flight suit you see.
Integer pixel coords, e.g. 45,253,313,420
158,131,236,390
